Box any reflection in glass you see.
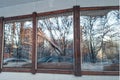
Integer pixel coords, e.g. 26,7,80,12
37,13,73,69
81,10,120,71
3,21,32,68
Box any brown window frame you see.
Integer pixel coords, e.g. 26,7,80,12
0,6,119,76
1,14,33,73
80,6,119,76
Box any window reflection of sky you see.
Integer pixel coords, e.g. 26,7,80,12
81,10,120,42
4,21,32,45
38,15,73,40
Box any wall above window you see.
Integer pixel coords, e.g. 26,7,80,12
0,0,44,8
0,0,119,17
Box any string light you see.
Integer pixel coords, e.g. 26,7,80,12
33,0,37,12
75,0,77,5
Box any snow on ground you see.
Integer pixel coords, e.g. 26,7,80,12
81,62,112,71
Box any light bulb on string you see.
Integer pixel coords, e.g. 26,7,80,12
75,0,77,6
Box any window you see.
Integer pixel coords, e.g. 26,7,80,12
3,20,33,69
0,6,119,75
80,7,119,75
37,13,73,70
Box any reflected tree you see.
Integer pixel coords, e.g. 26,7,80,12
37,14,73,59
4,21,33,59
81,10,120,63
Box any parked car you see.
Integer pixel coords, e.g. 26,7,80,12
37,56,73,63
22,56,73,69
3,58,31,67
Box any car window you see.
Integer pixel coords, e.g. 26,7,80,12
18,60,26,62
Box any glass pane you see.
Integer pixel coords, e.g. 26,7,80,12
81,10,120,71
37,13,73,69
3,20,32,68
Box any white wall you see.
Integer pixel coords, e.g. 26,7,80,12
0,0,119,80
0,72,119,80
0,0,119,17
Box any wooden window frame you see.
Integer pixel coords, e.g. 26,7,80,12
0,17,4,73
1,14,33,73
80,6,119,76
35,8,74,75
0,6,119,76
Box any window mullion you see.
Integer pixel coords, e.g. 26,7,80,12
0,17,4,72
73,6,81,76
32,12,37,74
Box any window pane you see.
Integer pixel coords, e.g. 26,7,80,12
81,10,120,71
3,20,32,68
37,13,73,69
